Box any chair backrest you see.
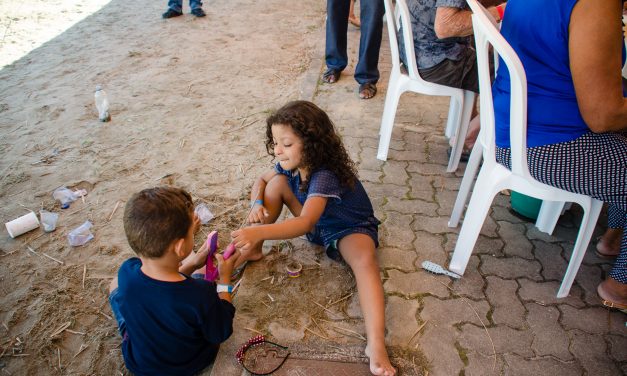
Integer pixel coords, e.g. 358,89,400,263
382,0,427,83
467,0,533,181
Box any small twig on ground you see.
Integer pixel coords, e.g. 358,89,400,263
73,344,88,358
310,317,329,337
64,329,85,336
108,201,121,221
42,253,64,265
57,347,61,370
67,204,90,217
406,320,429,347
261,301,270,308
82,265,86,289
98,311,112,320
223,119,259,134
312,300,335,315
305,327,330,340
327,292,353,307
244,327,264,336
50,322,72,338
1,249,19,257
267,293,275,302
328,324,366,341
25,246,38,256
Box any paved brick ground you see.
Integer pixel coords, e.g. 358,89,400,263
212,13,626,376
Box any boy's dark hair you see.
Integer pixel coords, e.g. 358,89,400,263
123,186,193,258
265,100,358,191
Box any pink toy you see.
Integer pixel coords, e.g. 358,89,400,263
204,231,219,282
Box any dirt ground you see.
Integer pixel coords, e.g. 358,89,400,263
0,0,352,374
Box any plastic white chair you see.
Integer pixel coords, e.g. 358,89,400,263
377,0,475,172
448,0,603,298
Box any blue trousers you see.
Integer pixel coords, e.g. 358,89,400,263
325,0,384,84
168,0,202,11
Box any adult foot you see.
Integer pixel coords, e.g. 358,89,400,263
322,68,341,84
191,8,206,17
597,277,627,310
359,82,377,99
595,229,621,258
162,8,183,18
365,344,396,376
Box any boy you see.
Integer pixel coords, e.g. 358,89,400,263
108,187,236,376
162,0,206,18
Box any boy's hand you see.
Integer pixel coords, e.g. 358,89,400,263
192,213,201,234
216,252,236,284
248,204,270,224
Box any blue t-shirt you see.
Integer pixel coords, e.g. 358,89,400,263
117,258,235,376
275,163,380,246
493,0,589,148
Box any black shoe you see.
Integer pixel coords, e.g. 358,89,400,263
191,8,206,17
162,8,183,18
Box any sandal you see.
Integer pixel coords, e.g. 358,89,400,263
322,68,341,84
358,82,377,99
597,279,627,311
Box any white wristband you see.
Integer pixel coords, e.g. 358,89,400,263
216,283,233,294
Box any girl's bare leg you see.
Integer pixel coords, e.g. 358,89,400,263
339,233,396,376
234,174,302,267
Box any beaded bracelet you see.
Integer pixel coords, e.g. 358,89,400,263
235,335,290,375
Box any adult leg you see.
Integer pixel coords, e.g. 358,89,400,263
234,175,302,266
496,132,627,306
596,206,624,258
338,233,396,376
165,0,183,13
354,0,383,85
324,0,351,82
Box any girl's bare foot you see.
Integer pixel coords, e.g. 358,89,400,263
365,343,396,376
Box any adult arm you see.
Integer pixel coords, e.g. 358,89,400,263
570,0,627,132
434,2,503,39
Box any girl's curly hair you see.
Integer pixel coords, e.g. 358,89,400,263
265,101,358,191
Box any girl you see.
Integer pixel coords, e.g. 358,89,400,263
231,101,396,376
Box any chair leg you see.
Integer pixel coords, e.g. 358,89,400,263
449,168,499,275
445,96,460,140
449,140,482,228
557,199,603,298
535,200,566,235
377,76,402,161
447,91,476,172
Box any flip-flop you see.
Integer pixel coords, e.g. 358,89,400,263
358,82,377,99
205,231,219,282
322,68,341,84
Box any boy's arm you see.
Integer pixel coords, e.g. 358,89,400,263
232,196,327,252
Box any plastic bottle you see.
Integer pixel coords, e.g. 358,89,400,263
94,85,111,122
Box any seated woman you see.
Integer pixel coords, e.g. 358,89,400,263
493,0,626,309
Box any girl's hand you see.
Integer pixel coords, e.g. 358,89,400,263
231,227,259,253
248,203,270,224
215,252,236,284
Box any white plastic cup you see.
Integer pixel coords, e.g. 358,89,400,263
5,212,40,238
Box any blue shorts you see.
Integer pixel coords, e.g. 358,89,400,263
306,225,379,262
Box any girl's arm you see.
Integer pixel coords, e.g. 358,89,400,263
232,196,328,252
570,0,627,131
248,169,277,223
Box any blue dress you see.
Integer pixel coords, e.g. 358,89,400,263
275,163,380,260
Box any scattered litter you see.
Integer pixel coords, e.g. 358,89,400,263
52,187,87,209
39,210,59,232
5,211,39,238
68,221,94,246
194,203,214,224
421,260,461,279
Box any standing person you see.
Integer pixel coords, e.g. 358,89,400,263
109,187,237,375
493,0,627,309
162,0,206,18
322,0,385,99
231,101,396,375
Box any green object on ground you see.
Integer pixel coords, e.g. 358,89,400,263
510,191,543,221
